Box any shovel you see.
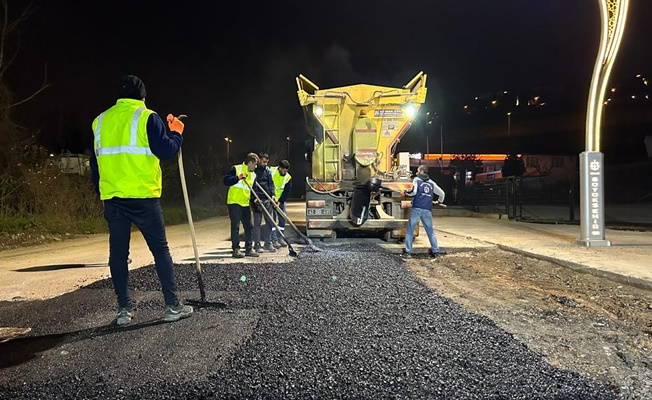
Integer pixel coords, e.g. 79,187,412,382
243,178,298,257
254,181,322,252
175,114,224,309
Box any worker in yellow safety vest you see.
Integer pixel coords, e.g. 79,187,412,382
223,152,260,258
90,75,193,326
269,159,292,248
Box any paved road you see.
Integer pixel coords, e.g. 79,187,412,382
0,215,295,302
1,202,647,399
1,201,650,302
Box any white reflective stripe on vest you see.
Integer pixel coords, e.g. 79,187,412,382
130,107,145,146
94,112,105,153
95,107,152,156
96,146,154,156
232,180,252,191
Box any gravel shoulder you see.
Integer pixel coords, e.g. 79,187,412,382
407,248,652,399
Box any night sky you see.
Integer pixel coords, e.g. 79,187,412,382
8,0,652,166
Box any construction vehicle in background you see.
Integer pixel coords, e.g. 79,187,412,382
296,71,427,240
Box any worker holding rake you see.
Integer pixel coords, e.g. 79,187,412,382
90,75,193,326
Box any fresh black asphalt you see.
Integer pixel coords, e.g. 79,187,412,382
0,244,616,399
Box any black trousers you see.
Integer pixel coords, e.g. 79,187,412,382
228,203,253,251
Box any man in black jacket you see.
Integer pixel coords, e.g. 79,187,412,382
251,152,277,253
270,159,292,248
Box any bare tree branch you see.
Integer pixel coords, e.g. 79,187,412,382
0,0,34,75
2,65,50,110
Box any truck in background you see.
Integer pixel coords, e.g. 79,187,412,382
296,72,427,240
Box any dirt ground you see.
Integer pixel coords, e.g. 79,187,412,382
407,248,652,399
0,231,72,252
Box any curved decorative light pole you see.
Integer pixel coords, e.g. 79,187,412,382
577,0,629,247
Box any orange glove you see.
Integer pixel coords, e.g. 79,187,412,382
238,172,247,180
400,191,406,197
166,114,184,134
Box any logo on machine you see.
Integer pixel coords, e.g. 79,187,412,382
374,109,402,117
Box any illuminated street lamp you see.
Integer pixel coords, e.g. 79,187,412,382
439,121,443,172
224,137,232,162
578,0,629,247
432,113,444,172
507,112,511,137
286,136,291,158
425,111,431,155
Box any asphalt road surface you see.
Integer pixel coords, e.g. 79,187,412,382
0,242,617,399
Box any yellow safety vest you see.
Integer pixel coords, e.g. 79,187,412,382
270,166,291,199
227,164,256,206
92,99,161,200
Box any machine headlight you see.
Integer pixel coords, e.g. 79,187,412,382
314,105,324,117
404,103,416,118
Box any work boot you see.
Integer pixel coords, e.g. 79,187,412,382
400,251,412,260
429,250,447,259
245,248,260,257
116,308,134,326
163,303,193,322
272,240,282,249
263,243,277,253
277,237,287,247
255,244,264,253
232,249,245,258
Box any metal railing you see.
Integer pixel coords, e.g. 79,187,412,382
469,160,652,227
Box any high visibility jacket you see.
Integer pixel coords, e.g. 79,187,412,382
92,99,161,200
228,164,256,206
270,166,292,199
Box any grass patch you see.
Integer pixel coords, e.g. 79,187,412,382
0,205,227,237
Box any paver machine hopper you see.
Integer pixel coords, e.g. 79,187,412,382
296,71,427,240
